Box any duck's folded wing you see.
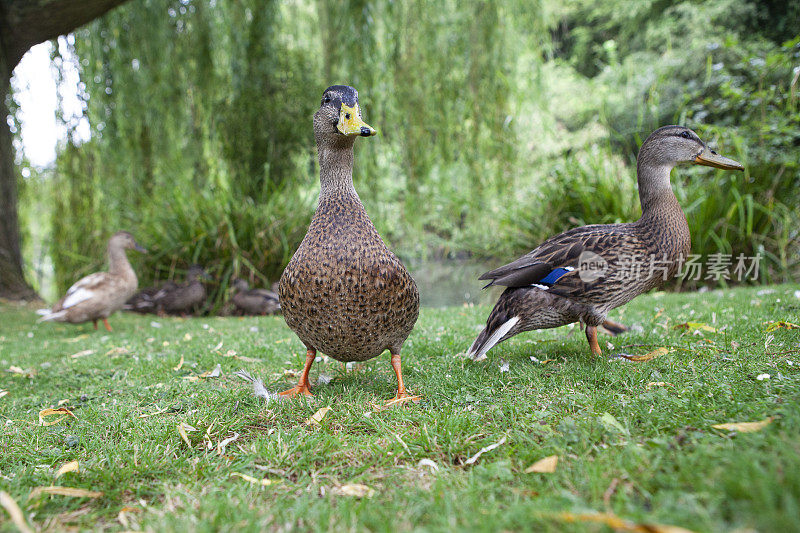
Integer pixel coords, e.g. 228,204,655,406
59,273,111,310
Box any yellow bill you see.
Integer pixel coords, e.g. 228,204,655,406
693,146,743,170
336,103,377,137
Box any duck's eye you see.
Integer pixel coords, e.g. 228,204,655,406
680,131,693,140
323,95,331,104
345,113,351,120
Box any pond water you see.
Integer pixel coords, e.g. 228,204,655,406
405,259,506,308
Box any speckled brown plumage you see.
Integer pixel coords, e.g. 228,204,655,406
278,85,419,399
157,265,210,315
467,126,744,359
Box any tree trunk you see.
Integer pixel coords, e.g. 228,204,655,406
0,0,130,300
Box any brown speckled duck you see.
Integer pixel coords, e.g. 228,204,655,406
157,265,210,316
231,279,280,315
278,85,420,401
38,231,146,331
467,126,743,360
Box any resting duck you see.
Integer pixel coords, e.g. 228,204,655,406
278,85,420,402
124,281,177,314
467,126,743,360
231,278,280,315
156,265,210,316
38,231,146,331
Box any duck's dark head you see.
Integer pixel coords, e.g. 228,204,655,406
314,85,377,141
641,125,743,171
232,278,249,291
111,231,147,253
187,264,211,282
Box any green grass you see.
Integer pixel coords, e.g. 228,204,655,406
1,284,799,532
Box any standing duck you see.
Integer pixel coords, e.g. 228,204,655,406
467,126,743,360
38,231,146,331
231,278,280,315
278,85,420,402
156,265,210,316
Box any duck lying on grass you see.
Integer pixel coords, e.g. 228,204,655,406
231,278,280,315
38,231,146,331
467,126,744,360
278,85,420,403
156,265,211,316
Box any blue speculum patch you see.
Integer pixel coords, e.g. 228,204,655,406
538,267,573,285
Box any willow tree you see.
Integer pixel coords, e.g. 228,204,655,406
0,0,130,300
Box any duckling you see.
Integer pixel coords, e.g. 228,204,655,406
124,281,177,314
38,231,146,331
278,85,419,401
231,278,280,315
467,126,743,360
157,265,210,316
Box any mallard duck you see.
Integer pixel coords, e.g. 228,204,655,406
231,278,280,315
38,231,146,331
156,265,210,316
124,281,177,314
466,126,743,360
278,85,420,401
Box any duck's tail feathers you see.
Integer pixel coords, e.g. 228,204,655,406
466,316,520,362
37,309,67,323
36,308,51,316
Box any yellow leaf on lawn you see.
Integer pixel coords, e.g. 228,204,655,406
306,407,332,426
631,347,670,361
39,407,76,426
332,483,375,498
230,472,281,487
765,321,800,332
549,511,695,533
183,333,192,341
55,461,80,478
0,389,8,399
646,382,673,389
118,505,142,528
28,486,103,500
69,349,95,359
8,366,36,378
65,334,90,343
0,490,34,533
712,417,774,433
173,354,184,371
673,322,716,333
177,423,197,447
525,455,558,473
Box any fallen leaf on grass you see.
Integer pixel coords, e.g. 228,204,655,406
673,322,716,334
104,347,129,356
64,334,90,343
464,435,507,466
765,321,800,332
69,349,95,359
28,486,103,500
525,455,558,473
173,355,184,371
230,472,281,487
0,490,33,533
646,382,673,389
199,364,222,378
331,484,375,498
217,433,240,455
55,461,80,478
0,389,8,399
177,422,197,447
548,511,694,533
7,366,36,378
305,407,331,426
183,333,192,341
599,412,628,434
712,417,773,433
118,506,142,528
417,459,439,472
626,347,670,362
39,407,76,426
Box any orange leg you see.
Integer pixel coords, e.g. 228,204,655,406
279,349,315,397
384,353,421,406
102,318,113,332
92,319,98,330
586,325,602,356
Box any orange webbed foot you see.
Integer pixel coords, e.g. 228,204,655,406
278,385,313,398
384,392,421,407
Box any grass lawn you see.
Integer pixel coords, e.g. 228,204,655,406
1,284,799,532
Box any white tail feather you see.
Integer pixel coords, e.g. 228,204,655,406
36,308,51,316
468,316,520,362
37,310,67,323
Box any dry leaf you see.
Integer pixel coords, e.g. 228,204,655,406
104,347,129,356
464,435,507,465
628,347,670,362
7,366,35,378
183,375,200,382
65,334,90,343
646,382,673,389
549,511,694,533
183,333,192,341
173,355,184,371
332,484,375,498
55,461,80,478
118,506,142,528
177,422,197,447
712,417,773,433
69,349,95,359
230,472,280,487
39,407,76,426
0,490,34,533
525,455,558,473
199,364,222,378
765,321,800,332
28,486,103,500
0,390,8,399
217,433,240,455
305,407,332,426
673,322,716,333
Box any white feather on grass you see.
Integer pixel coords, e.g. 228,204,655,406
233,370,280,401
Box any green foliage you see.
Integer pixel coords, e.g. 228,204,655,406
27,0,798,301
